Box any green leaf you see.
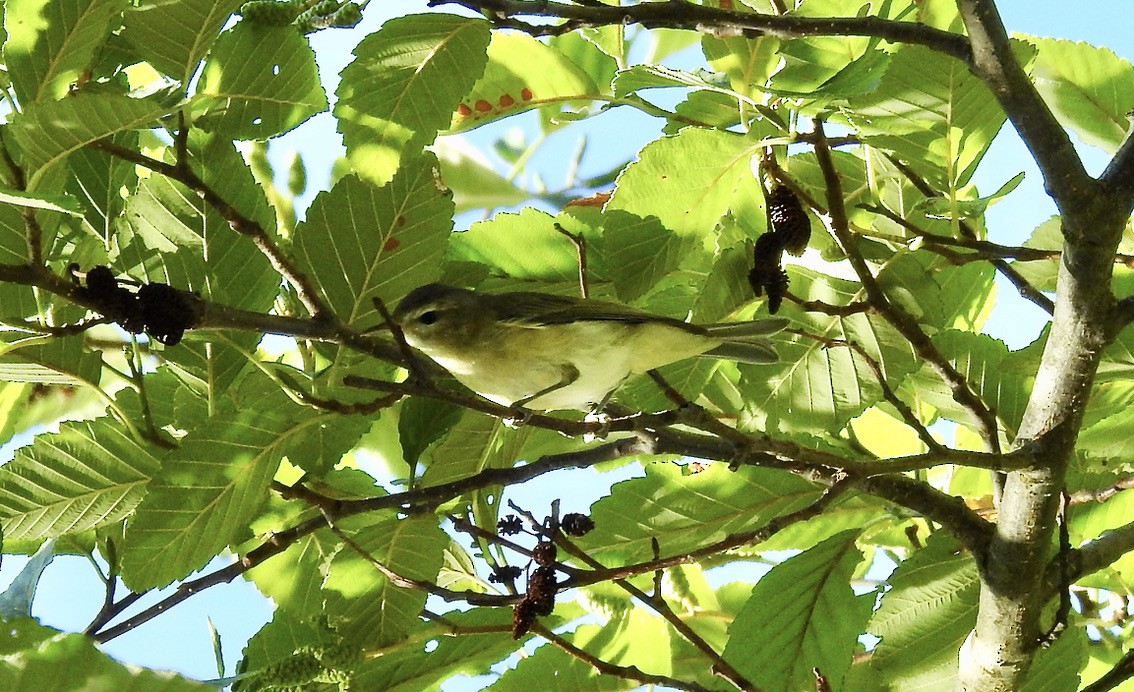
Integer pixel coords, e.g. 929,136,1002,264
335,14,490,186
449,30,600,134
868,533,979,687
194,23,327,140
0,186,83,216
491,641,633,691
551,30,618,96
451,207,585,283
398,396,463,467
840,44,1008,187
4,0,129,104
121,0,243,85
120,391,308,590
1028,36,1134,153
322,516,447,643
247,531,337,616
237,611,337,681
351,608,535,691
1077,328,1134,457
1021,627,1086,692
772,35,883,99
908,330,1030,438
604,210,687,303
611,64,730,98
0,418,159,541
0,334,102,386
282,411,373,476
0,632,213,690
607,128,761,238
436,539,486,593
914,171,1025,220
738,270,920,435
9,93,168,190
0,618,57,656
0,197,29,264
0,539,50,619
112,138,278,315
662,89,743,135
420,413,533,490
702,33,781,99
876,241,997,332
573,608,673,676
433,137,530,213
723,530,870,692
578,463,823,565
295,154,453,327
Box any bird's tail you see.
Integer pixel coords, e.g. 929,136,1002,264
701,317,788,364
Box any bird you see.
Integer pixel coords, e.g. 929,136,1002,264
390,283,785,411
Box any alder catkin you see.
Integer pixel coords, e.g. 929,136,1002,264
767,185,811,256
749,232,790,313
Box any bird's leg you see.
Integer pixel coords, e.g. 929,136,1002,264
581,378,630,441
505,364,581,426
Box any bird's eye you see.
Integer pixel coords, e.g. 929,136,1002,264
418,310,440,325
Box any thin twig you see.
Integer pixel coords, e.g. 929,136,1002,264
1068,476,1134,505
881,154,1055,314
556,480,853,590
786,292,872,316
789,329,942,452
88,139,333,321
1082,648,1134,692
811,121,1002,456
323,520,513,606
83,539,121,636
542,525,759,691
429,0,971,62
534,623,716,692
554,222,589,298
90,516,328,643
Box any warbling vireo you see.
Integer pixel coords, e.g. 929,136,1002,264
391,283,786,411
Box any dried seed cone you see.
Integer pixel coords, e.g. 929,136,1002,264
512,598,538,639
527,565,558,616
767,185,811,256
766,267,790,315
743,230,789,313
561,513,595,537
532,541,557,566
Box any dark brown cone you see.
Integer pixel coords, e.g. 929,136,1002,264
767,185,811,256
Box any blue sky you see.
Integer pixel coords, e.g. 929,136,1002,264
2,0,1132,685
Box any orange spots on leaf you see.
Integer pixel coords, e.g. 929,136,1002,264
474,99,492,112
383,237,401,252
456,103,471,116
499,93,515,108
520,87,533,101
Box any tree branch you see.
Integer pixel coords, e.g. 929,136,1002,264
87,139,334,321
533,623,716,692
1081,648,1134,692
880,154,1055,314
90,515,328,643
545,526,758,691
811,121,1003,454
1100,113,1134,215
432,0,970,61
955,0,1094,214
1046,520,1134,596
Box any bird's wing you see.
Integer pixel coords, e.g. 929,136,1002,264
483,291,698,330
